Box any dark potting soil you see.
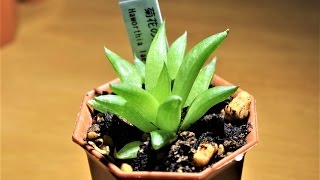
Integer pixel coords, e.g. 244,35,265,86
87,92,250,173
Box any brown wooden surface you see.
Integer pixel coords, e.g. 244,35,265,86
1,0,319,179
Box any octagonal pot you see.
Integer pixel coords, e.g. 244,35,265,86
72,75,258,180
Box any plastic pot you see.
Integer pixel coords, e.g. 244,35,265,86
0,0,17,47
72,75,258,180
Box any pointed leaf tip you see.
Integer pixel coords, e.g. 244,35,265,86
134,55,146,82
104,48,142,87
151,64,171,103
167,31,187,80
226,29,230,34
145,22,168,92
156,95,182,132
150,130,177,150
87,99,109,113
114,141,142,159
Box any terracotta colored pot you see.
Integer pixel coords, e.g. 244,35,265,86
0,0,17,47
72,75,258,180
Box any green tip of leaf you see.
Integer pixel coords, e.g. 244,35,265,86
133,55,146,82
145,22,167,92
212,56,217,62
156,95,182,132
104,46,113,56
167,31,187,80
104,47,142,87
150,130,177,150
87,99,109,113
114,141,142,159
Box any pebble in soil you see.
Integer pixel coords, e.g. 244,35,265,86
164,131,198,172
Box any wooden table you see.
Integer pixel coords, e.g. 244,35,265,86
1,0,319,179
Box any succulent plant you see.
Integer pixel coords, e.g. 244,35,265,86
88,22,238,159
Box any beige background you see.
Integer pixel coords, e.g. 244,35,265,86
1,0,319,179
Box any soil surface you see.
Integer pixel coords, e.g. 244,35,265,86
87,91,251,172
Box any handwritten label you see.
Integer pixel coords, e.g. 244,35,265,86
119,0,163,61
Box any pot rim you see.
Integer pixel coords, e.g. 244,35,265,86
72,74,258,179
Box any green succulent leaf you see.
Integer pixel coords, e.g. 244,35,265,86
184,57,217,107
110,83,159,125
180,85,238,130
150,130,177,150
167,32,187,80
104,47,142,87
172,30,229,106
114,141,142,159
151,64,171,103
156,96,182,132
134,55,145,82
94,95,157,132
145,22,167,93
87,99,109,113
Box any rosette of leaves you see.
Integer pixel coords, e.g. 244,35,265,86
88,22,237,160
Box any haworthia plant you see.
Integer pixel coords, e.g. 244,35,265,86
90,23,237,157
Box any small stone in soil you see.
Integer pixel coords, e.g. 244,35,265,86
87,124,100,134
207,98,231,114
164,131,197,172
